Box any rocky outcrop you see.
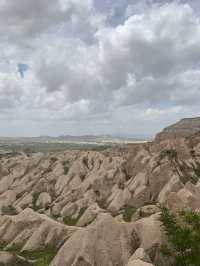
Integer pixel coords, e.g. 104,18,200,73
50,213,138,266
0,208,78,252
36,192,52,209
155,117,200,142
126,260,155,266
128,248,152,263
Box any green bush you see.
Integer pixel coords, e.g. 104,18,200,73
160,207,200,266
122,207,136,222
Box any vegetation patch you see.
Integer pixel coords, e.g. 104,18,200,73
62,160,70,175
121,207,137,222
178,161,200,184
1,205,18,216
32,192,40,211
21,248,57,266
160,207,200,266
192,162,200,178
0,244,56,266
160,149,177,161
51,213,61,220
63,207,87,226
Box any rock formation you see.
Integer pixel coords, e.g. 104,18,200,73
0,119,200,265
155,117,200,142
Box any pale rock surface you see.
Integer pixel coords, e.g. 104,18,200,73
132,205,160,221
158,175,183,204
0,208,78,251
126,259,155,266
129,248,152,262
14,193,33,210
134,213,162,262
36,192,52,209
127,172,150,207
0,251,16,265
77,203,105,227
50,213,138,266
167,182,200,212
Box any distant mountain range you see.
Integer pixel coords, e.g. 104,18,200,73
0,135,147,144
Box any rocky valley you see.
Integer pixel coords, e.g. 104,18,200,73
1,118,200,266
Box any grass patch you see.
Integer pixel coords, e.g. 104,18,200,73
0,244,56,266
21,248,56,266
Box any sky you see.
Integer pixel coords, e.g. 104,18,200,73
0,0,200,138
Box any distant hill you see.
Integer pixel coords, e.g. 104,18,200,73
155,117,200,141
0,135,146,144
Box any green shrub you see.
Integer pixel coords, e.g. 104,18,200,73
193,162,200,178
122,207,136,222
160,207,200,266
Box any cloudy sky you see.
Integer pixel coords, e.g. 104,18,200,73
1,0,200,138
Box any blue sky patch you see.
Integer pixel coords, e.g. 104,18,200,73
17,63,29,78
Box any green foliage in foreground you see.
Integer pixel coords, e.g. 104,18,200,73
160,207,200,266
0,244,56,266
21,249,56,266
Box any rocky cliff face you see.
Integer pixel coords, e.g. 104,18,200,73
0,128,200,265
155,117,200,142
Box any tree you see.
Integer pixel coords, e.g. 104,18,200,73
160,207,200,266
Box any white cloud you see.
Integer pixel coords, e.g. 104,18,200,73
1,1,200,137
